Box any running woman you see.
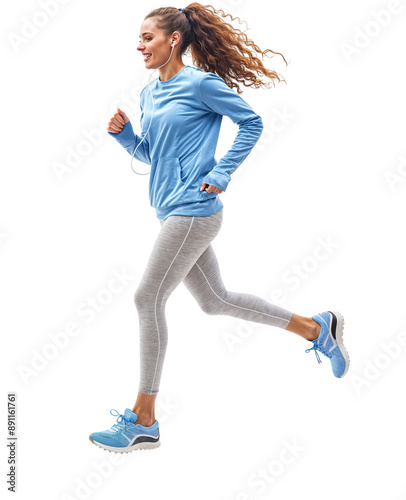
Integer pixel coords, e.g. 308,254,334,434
89,3,350,453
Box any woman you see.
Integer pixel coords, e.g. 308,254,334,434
89,3,350,453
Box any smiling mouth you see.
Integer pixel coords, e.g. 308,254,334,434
144,54,152,61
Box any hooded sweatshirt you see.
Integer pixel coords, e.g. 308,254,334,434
108,65,264,219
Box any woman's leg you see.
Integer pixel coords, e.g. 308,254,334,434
182,243,321,340
132,210,223,424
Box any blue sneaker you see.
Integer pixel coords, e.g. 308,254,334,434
89,408,160,453
305,311,350,378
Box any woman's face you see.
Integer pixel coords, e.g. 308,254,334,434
137,18,172,69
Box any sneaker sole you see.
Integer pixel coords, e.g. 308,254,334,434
89,435,161,454
329,310,350,377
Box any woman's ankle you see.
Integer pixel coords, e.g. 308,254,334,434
136,416,155,427
132,391,157,426
132,409,155,426
306,319,321,341
286,313,321,341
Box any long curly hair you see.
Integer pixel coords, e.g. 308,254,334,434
144,2,288,95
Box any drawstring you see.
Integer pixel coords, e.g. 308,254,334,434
305,340,332,364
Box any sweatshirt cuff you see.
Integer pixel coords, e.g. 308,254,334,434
107,121,134,146
202,170,231,192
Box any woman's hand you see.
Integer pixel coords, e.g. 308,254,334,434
107,107,130,134
200,182,223,194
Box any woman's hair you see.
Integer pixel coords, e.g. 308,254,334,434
144,2,288,94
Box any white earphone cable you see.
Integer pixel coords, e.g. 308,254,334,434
130,42,176,175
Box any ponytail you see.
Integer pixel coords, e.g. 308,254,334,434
145,2,288,94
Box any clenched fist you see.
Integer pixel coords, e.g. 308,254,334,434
107,108,130,134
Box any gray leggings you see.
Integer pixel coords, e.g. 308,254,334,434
134,209,293,395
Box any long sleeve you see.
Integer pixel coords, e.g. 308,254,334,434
199,73,264,191
107,92,151,165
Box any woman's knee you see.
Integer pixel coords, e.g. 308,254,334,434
199,292,227,316
134,283,167,312
134,285,151,310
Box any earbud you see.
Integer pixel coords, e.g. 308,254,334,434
171,40,175,46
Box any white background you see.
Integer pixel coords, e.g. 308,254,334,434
2,0,406,499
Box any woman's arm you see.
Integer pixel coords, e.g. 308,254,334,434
198,73,264,192
107,92,151,165
108,121,151,165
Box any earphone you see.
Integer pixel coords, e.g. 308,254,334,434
130,40,176,175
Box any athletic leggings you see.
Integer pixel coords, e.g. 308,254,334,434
134,209,293,395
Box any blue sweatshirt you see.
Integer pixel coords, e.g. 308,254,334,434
108,65,264,219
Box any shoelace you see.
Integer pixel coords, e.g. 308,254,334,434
110,409,132,432
305,340,332,364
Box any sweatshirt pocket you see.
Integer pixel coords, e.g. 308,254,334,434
150,157,186,209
